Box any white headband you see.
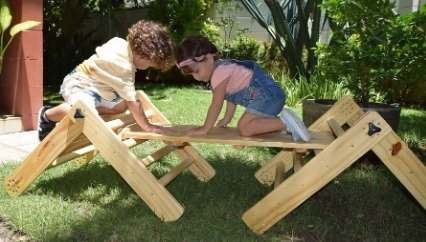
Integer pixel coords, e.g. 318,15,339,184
176,55,206,68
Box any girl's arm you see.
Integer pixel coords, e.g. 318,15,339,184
126,100,162,132
216,101,236,127
189,78,229,135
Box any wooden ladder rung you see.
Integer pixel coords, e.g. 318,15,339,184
159,158,194,186
140,144,175,167
274,161,285,189
327,118,345,137
52,138,145,167
292,150,304,172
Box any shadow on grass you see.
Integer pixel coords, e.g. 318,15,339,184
28,154,277,241
3,149,425,241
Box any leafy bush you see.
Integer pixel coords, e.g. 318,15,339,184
315,0,426,104
148,0,216,44
273,73,351,107
222,31,260,60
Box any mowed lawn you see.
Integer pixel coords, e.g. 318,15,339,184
0,84,425,241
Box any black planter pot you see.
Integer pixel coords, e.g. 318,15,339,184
302,99,401,131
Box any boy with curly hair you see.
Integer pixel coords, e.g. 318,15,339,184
38,20,174,141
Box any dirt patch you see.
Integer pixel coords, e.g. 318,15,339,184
0,219,35,242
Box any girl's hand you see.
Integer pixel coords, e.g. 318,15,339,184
216,118,230,127
187,127,209,135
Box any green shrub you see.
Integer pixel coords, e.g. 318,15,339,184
222,31,260,60
315,0,426,104
148,0,216,44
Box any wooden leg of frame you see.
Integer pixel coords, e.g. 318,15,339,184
373,131,426,209
4,115,83,196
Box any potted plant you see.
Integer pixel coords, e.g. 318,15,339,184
0,0,41,74
303,0,425,131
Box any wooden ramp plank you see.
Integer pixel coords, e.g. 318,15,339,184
124,125,334,150
242,111,392,234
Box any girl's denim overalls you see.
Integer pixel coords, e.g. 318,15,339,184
216,60,285,118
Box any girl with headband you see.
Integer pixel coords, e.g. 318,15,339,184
176,35,310,142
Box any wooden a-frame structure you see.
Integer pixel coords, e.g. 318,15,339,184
3,94,425,233
3,91,216,222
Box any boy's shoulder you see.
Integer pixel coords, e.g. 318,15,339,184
96,37,129,56
104,37,128,46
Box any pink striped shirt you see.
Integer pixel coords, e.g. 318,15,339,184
210,62,253,94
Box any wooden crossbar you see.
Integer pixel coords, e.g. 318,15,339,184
123,124,335,150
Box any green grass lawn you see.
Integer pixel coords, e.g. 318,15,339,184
1,84,425,241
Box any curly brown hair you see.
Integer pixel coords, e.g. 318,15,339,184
127,20,174,71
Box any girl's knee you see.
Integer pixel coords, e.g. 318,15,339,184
237,125,253,137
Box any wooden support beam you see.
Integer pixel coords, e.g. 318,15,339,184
255,150,294,186
243,111,392,234
292,150,304,173
51,138,145,167
274,161,285,189
309,96,365,131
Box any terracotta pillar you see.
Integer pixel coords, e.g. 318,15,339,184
0,0,43,130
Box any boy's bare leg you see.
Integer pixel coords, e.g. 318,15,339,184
45,103,72,122
97,101,127,114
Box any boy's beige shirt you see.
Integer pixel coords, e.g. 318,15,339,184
76,37,137,101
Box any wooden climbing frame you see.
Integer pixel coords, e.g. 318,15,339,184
119,96,426,234
3,90,216,222
3,95,425,233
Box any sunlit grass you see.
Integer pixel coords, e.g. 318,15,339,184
1,84,425,241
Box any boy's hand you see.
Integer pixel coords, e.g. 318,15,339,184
142,124,165,134
216,118,230,127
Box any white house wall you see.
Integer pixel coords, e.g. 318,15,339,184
209,0,424,44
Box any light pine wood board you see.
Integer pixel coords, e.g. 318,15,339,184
124,125,334,150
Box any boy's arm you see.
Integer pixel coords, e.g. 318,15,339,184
189,79,228,135
216,101,236,127
126,100,160,132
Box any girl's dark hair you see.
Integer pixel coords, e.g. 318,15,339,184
177,35,218,74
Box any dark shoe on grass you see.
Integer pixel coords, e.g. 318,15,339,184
38,106,56,141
